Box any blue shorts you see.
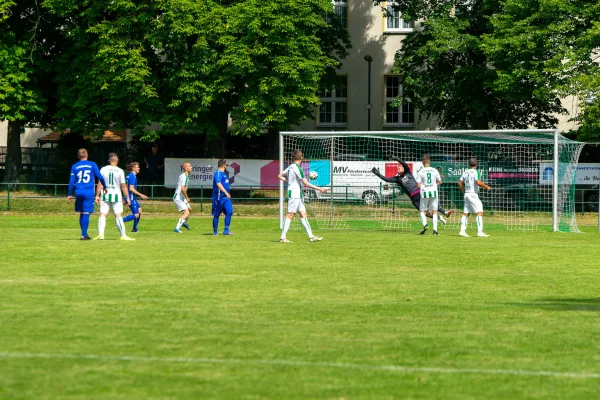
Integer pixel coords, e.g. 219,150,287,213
129,199,141,215
212,197,233,217
75,193,95,213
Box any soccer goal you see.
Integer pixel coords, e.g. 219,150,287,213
279,130,585,232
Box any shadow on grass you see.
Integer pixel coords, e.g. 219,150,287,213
510,298,600,312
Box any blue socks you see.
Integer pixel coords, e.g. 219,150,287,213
80,213,90,237
224,213,232,233
133,215,140,231
123,214,135,223
213,216,219,234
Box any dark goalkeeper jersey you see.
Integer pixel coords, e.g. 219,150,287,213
373,160,420,198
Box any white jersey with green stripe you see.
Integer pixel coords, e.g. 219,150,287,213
173,172,189,201
460,168,481,194
99,165,126,202
417,166,441,198
284,163,305,199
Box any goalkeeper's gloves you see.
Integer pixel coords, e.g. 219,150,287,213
371,167,380,175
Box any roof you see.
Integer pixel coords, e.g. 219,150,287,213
37,130,126,143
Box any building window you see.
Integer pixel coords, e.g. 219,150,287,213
385,2,414,32
333,0,347,28
318,75,347,127
384,76,414,126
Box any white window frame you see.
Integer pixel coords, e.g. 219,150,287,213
318,75,348,128
333,0,348,28
384,1,414,33
383,76,414,127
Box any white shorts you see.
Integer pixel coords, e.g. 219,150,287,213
100,200,123,215
463,193,484,214
419,197,439,212
287,198,306,214
174,198,190,212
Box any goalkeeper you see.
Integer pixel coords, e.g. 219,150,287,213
371,157,452,223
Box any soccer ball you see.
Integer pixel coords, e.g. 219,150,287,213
309,171,319,180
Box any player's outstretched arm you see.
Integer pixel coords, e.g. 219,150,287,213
476,180,491,191
371,167,397,183
180,185,192,210
390,157,411,171
216,182,231,198
67,168,76,202
95,181,103,204
129,184,148,200
121,183,131,205
302,178,327,193
93,163,107,189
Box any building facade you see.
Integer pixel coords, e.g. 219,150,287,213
293,0,580,133
294,0,436,132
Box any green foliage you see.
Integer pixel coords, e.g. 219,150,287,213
42,0,162,137
387,0,565,129
0,0,15,22
0,1,64,182
0,1,51,123
42,0,350,141
154,0,350,139
485,0,600,140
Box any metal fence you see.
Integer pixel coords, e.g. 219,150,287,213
1,182,598,226
0,146,133,183
0,183,281,213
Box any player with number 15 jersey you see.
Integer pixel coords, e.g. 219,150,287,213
67,148,107,240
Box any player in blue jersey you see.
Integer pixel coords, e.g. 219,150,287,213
123,162,149,232
212,159,234,235
67,148,107,240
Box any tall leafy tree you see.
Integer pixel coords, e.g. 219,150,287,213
154,0,349,155
43,0,349,156
0,0,60,182
373,0,565,129
484,0,600,139
43,0,161,137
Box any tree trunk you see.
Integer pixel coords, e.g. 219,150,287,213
203,107,229,158
469,113,489,130
5,120,23,183
266,127,279,159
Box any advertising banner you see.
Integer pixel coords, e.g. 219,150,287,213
539,163,600,185
164,158,438,188
432,162,486,182
165,158,281,188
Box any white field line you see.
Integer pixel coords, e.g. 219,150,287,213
0,352,599,379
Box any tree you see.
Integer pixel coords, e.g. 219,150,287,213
43,0,162,138
43,0,350,156
483,0,600,139
154,0,349,155
373,0,565,130
0,0,62,182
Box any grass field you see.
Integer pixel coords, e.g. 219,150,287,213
1,214,600,399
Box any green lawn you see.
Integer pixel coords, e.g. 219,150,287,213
1,215,599,399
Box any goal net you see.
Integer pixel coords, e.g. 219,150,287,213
279,130,585,233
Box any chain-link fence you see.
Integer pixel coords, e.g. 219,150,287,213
0,183,281,215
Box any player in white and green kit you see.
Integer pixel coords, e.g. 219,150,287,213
458,157,491,237
416,155,442,235
173,162,193,233
277,150,327,243
94,153,134,240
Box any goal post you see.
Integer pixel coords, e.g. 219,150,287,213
279,130,585,233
